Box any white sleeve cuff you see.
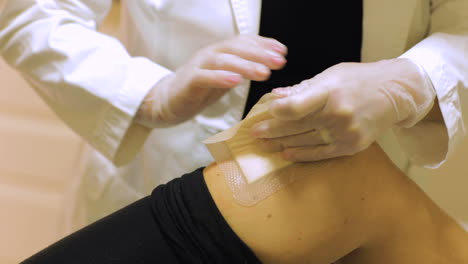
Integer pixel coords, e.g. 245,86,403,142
91,57,172,166
397,34,466,168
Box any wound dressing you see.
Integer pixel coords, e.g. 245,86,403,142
203,94,303,206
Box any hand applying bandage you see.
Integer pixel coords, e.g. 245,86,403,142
251,58,436,162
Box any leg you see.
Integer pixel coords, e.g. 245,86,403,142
205,143,468,264
21,144,468,263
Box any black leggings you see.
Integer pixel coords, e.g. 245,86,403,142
21,168,261,264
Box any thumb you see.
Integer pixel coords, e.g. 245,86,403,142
269,81,329,120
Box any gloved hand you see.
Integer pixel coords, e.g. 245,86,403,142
135,35,287,127
251,58,436,162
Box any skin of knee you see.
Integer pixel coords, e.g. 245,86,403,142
204,143,403,264
339,152,468,264
369,195,468,263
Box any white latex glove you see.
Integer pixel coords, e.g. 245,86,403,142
251,58,436,162
135,35,287,127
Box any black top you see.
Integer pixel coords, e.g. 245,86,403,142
21,168,261,264
243,1,363,117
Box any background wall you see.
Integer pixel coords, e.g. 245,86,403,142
0,1,466,263
0,1,121,263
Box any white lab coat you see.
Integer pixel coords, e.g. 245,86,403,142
0,0,467,225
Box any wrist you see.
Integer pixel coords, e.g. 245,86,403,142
134,73,177,128
389,58,436,128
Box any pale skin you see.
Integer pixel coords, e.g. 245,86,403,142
204,143,468,264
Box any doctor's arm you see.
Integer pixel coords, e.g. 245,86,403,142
0,0,171,165
252,0,468,168
0,1,288,166
397,0,468,167
19,143,468,263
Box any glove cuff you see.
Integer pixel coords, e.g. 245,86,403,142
394,59,436,128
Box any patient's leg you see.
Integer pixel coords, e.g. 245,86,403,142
205,143,468,264
20,144,468,264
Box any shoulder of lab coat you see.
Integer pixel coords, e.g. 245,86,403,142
398,0,468,168
0,0,171,166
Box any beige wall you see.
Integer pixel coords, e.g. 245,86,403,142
0,47,85,263
0,2,120,263
411,139,468,223
0,1,466,263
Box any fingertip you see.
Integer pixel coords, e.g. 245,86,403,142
254,65,271,81
262,36,287,55
271,87,290,97
271,56,287,68
273,42,288,55
271,58,287,70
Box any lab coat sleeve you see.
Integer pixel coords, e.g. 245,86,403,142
397,0,468,168
0,0,171,166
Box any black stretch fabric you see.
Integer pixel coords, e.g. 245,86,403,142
21,168,261,264
243,1,363,117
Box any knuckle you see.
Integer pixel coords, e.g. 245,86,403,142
335,102,354,117
271,98,291,116
291,82,306,95
211,53,226,68
334,106,355,123
280,100,304,119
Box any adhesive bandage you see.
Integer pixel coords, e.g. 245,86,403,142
203,94,304,205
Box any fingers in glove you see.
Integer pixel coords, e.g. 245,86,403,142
257,129,327,152
251,117,323,139
203,52,271,81
280,144,343,162
193,69,243,89
269,80,329,120
252,35,288,55
281,141,369,162
215,37,287,70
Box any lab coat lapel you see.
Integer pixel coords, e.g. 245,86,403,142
230,0,261,34
231,0,417,60
362,0,417,61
